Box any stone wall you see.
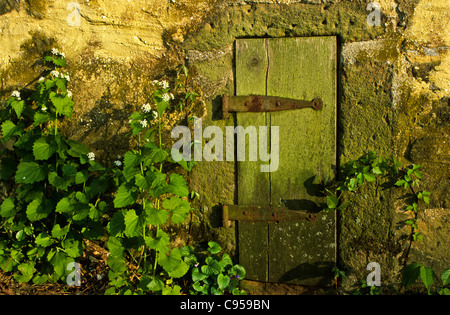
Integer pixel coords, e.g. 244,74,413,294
0,0,448,292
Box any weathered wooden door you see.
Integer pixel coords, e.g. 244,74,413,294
234,37,337,285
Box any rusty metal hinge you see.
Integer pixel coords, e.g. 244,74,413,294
222,204,317,228
222,95,323,119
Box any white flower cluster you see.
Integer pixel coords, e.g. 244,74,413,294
11,90,21,100
152,79,169,90
142,103,152,113
50,70,70,81
114,155,122,167
87,152,95,161
140,119,148,128
67,90,73,99
162,93,174,102
51,48,66,59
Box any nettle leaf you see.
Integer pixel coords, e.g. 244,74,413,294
162,197,190,224
113,182,138,208
49,92,73,118
124,209,146,238
11,100,25,119
15,161,47,184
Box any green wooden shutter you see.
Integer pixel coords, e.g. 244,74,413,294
234,37,337,285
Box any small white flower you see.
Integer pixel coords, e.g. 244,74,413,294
114,160,122,167
152,110,158,119
67,90,72,98
64,74,70,81
152,80,159,86
41,106,47,111
38,77,45,82
142,103,152,113
139,119,148,128
11,90,21,100
162,93,170,102
51,48,59,55
87,152,95,161
160,80,169,89
169,93,174,100
51,70,60,77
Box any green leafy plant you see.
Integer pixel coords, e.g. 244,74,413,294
104,78,200,295
402,262,450,295
186,241,246,295
0,49,108,285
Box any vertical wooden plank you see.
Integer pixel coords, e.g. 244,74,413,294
235,38,270,282
267,37,337,284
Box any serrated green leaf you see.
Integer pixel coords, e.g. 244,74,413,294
11,100,25,119
124,209,146,238
109,211,125,236
0,197,17,218
62,236,83,258
441,269,450,286
15,161,46,184
14,262,35,283
33,112,50,126
162,197,190,224
134,174,149,190
56,197,74,213
113,183,138,208
402,262,421,288
166,173,189,197
107,237,124,258
147,276,164,292
26,198,52,221
159,248,184,274
48,171,70,190
1,120,23,141
146,229,170,254
420,266,436,292
75,171,89,184
50,92,73,118
48,250,67,278
146,207,169,225
51,224,69,239
35,232,54,247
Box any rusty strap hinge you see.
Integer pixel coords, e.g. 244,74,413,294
222,95,323,119
222,204,317,228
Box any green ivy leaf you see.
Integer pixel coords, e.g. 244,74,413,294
15,161,47,184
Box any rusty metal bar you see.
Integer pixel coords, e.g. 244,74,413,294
222,94,323,119
222,204,317,227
